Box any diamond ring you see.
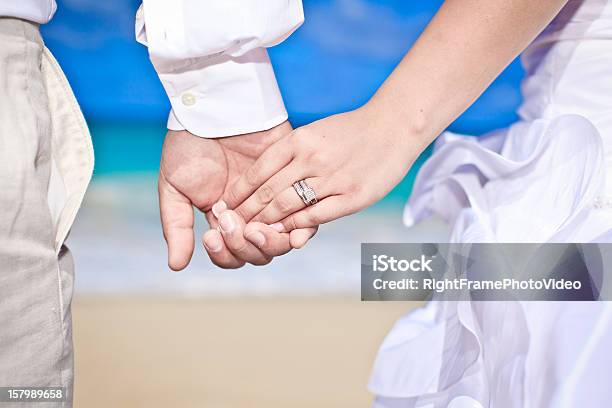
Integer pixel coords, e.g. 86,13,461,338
292,179,318,206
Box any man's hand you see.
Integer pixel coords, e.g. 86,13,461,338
158,121,317,270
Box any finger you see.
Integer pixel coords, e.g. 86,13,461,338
276,195,355,231
234,164,302,222
244,222,292,257
244,223,318,256
159,174,195,271
218,210,272,266
211,201,227,221
223,137,294,209
203,229,245,269
205,210,269,268
290,227,318,249
252,177,330,225
204,211,247,268
204,211,219,229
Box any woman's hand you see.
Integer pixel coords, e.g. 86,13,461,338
221,105,428,232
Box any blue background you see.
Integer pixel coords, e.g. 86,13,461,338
41,0,524,179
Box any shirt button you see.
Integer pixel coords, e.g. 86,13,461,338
181,92,196,107
447,396,483,408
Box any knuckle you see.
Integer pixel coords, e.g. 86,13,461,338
301,139,317,155
285,216,298,231
256,184,275,205
226,186,241,207
244,164,260,187
233,241,251,255
234,206,249,222
306,212,321,226
304,152,322,167
338,176,359,195
274,195,294,214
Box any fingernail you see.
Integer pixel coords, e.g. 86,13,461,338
269,223,284,233
246,231,266,248
204,234,223,253
212,200,227,218
219,212,236,233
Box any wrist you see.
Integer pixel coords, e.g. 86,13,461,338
361,98,432,158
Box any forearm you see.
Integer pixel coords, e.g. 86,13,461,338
369,0,568,148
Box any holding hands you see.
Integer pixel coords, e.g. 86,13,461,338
153,0,570,271
159,103,426,270
222,104,426,245
158,121,317,271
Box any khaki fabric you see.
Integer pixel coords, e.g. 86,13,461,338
0,18,93,408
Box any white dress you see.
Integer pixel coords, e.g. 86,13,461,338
370,1,612,407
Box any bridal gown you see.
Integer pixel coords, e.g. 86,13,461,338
369,1,612,407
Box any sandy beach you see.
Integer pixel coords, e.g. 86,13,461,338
67,176,442,407
72,297,417,408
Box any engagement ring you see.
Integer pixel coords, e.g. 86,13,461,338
293,180,318,206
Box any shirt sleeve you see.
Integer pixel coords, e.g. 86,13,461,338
135,1,304,138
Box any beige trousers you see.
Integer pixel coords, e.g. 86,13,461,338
0,18,93,407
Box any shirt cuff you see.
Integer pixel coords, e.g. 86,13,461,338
157,48,288,138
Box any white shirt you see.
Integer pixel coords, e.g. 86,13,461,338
0,0,56,24
136,1,304,138
1,0,303,138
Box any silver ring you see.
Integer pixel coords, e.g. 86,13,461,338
292,181,306,202
293,179,318,206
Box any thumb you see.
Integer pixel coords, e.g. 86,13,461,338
158,172,195,271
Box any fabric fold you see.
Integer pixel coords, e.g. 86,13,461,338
370,114,609,406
